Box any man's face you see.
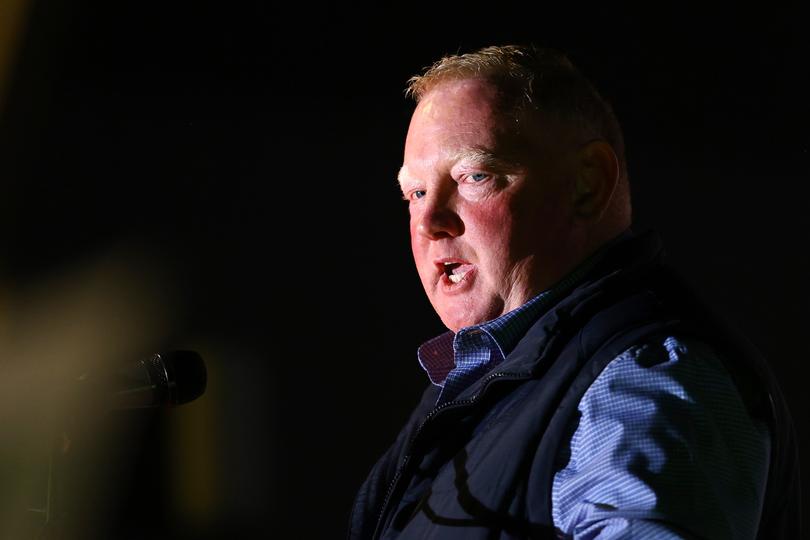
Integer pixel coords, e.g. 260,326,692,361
399,78,581,332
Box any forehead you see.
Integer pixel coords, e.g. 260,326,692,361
403,78,526,167
410,78,504,137
417,78,503,117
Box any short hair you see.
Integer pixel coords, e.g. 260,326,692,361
406,45,628,181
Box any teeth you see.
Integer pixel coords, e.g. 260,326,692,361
449,273,463,284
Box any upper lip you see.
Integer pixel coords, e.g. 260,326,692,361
434,256,471,266
433,257,472,275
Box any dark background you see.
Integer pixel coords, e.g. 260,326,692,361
0,2,807,538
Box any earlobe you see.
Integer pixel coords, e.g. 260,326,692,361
572,141,619,221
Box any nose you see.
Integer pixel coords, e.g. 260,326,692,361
414,192,464,240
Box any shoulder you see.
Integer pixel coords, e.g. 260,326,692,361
551,335,771,539
574,335,770,471
588,335,742,406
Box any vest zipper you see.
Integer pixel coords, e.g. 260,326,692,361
371,370,531,539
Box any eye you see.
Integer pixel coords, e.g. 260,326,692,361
410,190,426,200
466,172,489,183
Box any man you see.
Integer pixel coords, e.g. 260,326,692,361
349,45,799,539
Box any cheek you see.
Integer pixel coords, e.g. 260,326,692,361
409,218,420,254
464,203,516,260
508,187,569,249
409,220,430,272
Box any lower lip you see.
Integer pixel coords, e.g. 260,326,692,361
439,267,476,293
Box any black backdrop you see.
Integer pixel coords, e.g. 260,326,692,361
1,2,807,538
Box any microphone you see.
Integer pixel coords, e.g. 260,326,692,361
75,350,207,411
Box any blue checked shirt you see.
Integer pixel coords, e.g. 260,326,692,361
417,255,770,538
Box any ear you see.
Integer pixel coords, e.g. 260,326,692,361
571,140,620,222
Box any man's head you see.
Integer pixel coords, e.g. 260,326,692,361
398,45,632,332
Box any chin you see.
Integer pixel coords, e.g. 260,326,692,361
431,290,506,332
437,310,470,333
438,309,494,333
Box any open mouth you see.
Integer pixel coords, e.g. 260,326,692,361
442,262,474,284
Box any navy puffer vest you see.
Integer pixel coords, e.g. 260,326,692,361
348,231,800,539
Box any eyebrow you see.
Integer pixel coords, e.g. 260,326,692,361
450,148,519,171
397,148,520,188
396,166,411,188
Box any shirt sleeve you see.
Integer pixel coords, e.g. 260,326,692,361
551,336,770,540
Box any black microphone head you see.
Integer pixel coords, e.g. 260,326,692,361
149,350,207,406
